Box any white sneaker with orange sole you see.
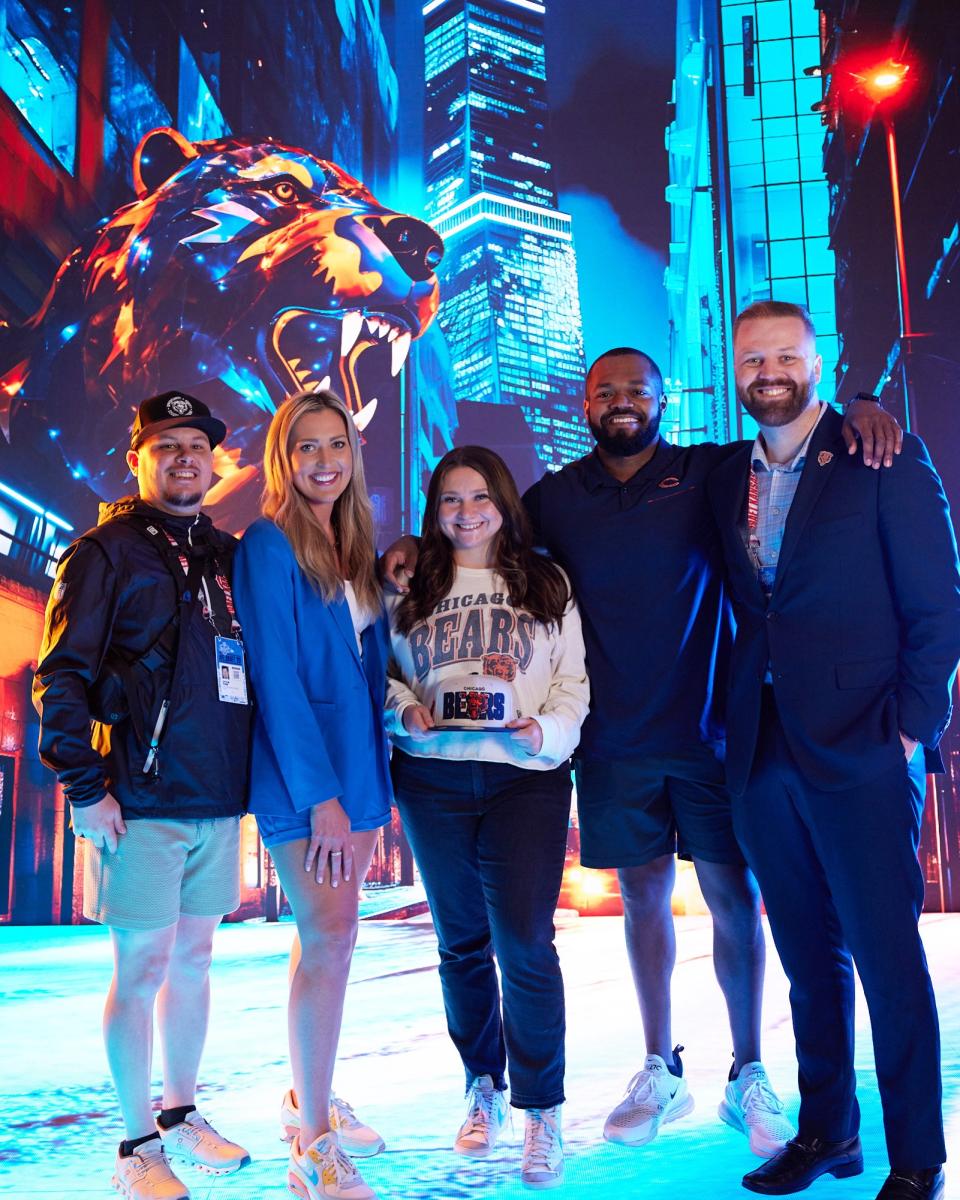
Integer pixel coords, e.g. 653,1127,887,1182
280,1089,385,1158
288,1131,377,1200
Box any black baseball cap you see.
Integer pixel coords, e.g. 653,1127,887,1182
130,391,227,450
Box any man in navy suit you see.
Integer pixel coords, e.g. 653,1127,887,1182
707,300,959,1200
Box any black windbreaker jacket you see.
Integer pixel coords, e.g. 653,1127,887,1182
34,497,250,819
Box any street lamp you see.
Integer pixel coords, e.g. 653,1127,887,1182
853,59,910,101
842,56,919,429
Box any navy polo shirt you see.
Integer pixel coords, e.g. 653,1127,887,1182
523,440,738,763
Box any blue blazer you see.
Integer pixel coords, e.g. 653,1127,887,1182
233,517,393,826
707,407,960,795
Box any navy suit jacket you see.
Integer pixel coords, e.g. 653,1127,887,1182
233,517,393,820
706,406,960,795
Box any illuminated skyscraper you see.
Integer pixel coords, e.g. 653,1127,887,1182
664,1,839,443
423,0,590,482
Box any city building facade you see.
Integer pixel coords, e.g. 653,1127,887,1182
665,0,839,444
816,0,960,910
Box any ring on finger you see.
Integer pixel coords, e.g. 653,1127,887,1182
331,850,343,858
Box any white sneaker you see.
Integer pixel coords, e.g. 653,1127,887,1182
454,1074,509,1158
603,1054,695,1146
157,1110,250,1175
280,1089,386,1157
288,1132,377,1200
112,1139,190,1200
521,1106,564,1189
718,1061,795,1158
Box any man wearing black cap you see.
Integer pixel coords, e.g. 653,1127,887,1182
35,392,252,1200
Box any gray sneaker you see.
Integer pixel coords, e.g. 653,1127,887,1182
719,1061,795,1157
521,1106,564,1189
454,1075,509,1157
603,1054,695,1146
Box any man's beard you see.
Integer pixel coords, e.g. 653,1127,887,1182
737,374,815,427
163,489,204,509
589,406,662,457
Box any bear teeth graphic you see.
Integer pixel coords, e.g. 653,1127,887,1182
0,127,444,524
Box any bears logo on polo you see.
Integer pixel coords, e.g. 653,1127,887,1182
433,673,519,731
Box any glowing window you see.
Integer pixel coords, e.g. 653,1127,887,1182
0,0,77,172
178,38,228,141
103,23,172,164
0,501,17,557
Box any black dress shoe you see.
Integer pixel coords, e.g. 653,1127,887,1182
742,1134,864,1194
876,1167,945,1199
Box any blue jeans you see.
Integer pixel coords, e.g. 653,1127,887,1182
392,750,571,1109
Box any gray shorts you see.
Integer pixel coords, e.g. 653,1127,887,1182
82,816,241,931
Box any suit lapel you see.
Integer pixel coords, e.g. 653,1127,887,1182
331,590,364,671
360,614,388,702
771,407,844,596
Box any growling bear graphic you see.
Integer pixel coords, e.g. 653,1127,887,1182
0,128,443,526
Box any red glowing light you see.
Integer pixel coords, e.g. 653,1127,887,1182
853,59,910,103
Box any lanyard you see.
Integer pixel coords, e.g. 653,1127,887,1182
160,528,240,637
746,467,760,536
746,466,766,578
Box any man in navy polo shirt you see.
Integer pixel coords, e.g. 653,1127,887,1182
522,348,898,1159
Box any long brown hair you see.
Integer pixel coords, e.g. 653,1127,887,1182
261,388,381,612
394,445,569,634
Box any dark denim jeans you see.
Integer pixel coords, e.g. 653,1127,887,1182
735,689,944,1170
392,749,572,1109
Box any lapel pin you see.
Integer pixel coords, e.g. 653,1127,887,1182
658,476,680,488
817,451,833,467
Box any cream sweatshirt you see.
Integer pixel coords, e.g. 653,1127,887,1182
386,566,590,769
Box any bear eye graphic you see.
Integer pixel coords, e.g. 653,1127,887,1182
270,180,299,203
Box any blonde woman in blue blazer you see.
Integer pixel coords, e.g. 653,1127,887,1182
233,389,392,1200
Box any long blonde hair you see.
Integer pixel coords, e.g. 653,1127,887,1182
262,389,381,612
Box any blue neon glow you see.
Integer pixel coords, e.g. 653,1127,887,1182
216,365,277,414
0,481,74,531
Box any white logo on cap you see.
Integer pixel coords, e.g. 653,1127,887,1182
166,396,193,416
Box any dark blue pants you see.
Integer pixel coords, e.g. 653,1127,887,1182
735,689,945,1170
392,749,571,1109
